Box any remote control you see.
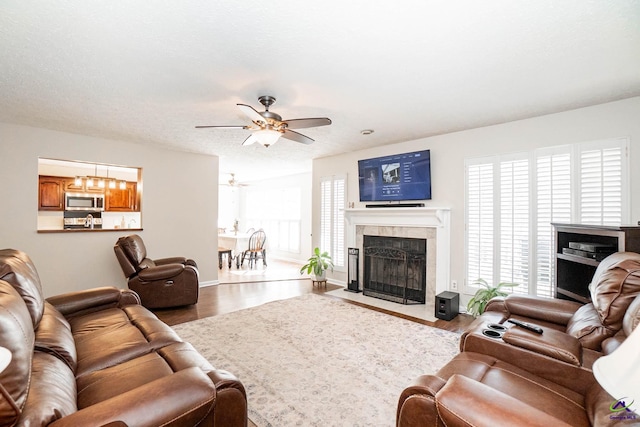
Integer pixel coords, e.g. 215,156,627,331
507,319,543,334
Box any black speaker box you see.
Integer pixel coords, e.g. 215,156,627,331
435,291,459,321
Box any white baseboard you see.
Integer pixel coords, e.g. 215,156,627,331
199,280,219,287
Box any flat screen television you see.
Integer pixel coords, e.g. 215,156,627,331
358,149,431,202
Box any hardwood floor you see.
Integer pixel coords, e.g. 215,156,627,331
154,259,474,333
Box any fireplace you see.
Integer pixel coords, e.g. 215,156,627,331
363,235,426,304
343,207,451,320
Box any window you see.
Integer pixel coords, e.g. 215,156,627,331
465,162,494,289
320,175,346,268
465,138,629,297
499,157,530,294
245,187,301,253
535,150,571,297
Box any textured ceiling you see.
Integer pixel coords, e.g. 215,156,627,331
1,1,639,182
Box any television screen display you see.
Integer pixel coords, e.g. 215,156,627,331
358,149,431,202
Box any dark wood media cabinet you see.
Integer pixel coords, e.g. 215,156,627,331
553,223,640,303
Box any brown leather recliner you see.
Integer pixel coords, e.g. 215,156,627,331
397,282,640,427
468,251,640,351
114,234,199,308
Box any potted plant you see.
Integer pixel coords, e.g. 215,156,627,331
466,278,518,317
300,247,334,280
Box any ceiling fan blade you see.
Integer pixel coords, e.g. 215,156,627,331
195,125,250,129
237,104,266,124
242,134,258,146
281,129,314,145
283,117,332,129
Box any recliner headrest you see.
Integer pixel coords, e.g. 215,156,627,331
115,235,148,269
0,280,34,426
589,252,640,329
0,248,45,327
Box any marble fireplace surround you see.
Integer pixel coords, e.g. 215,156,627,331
340,207,451,321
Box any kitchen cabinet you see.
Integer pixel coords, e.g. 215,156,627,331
553,223,640,303
39,175,139,212
38,176,65,211
106,182,138,212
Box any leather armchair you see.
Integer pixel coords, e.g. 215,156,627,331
399,294,640,427
114,234,199,308
397,351,613,427
468,251,640,351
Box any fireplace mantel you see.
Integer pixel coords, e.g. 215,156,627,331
344,206,451,302
344,207,450,228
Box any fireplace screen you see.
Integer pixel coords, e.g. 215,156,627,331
363,236,426,305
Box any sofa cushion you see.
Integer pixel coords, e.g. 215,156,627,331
0,280,35,426
76,351,175,408
589,252,640,329
34,302,78,372
19,352,77,426
0,248,45,327
69,305,182,377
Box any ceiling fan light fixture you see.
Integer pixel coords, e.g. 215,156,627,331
253,128,281,147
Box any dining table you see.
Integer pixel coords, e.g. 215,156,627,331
218,232,252,268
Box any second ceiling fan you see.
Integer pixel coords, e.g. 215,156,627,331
196,96,332,147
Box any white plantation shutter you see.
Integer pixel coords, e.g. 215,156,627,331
536,149,572,298
579,141,627,226
465,138,628,299
332,178,345,267
465,161,494,286
320,179,332,254
499,158,529,294
320,175,346,268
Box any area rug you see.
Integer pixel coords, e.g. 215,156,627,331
172,294,460,427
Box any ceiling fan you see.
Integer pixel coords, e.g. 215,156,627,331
196,96,332,147
223,173,246,187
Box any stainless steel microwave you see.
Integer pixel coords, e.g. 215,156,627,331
65,192,105,211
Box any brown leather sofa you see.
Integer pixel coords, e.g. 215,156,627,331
0,249,247,427
397,252,640,427
114,234,199,308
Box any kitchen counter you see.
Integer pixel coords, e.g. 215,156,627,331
38,228,144,233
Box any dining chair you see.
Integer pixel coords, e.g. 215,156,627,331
240,230,267,268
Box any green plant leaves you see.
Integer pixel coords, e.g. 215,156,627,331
300,247,334,276
466,279,518,317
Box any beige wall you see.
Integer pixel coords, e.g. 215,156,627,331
313,97,640,298
0,123,219,297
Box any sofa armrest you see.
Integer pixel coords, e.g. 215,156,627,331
154,256,189,266
48,368,216,427
501,325,582,365
137,264,185,281
46,287,140,317
503,294,583,326
396,375,447,427
484,296,507,313
436,375,573,427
